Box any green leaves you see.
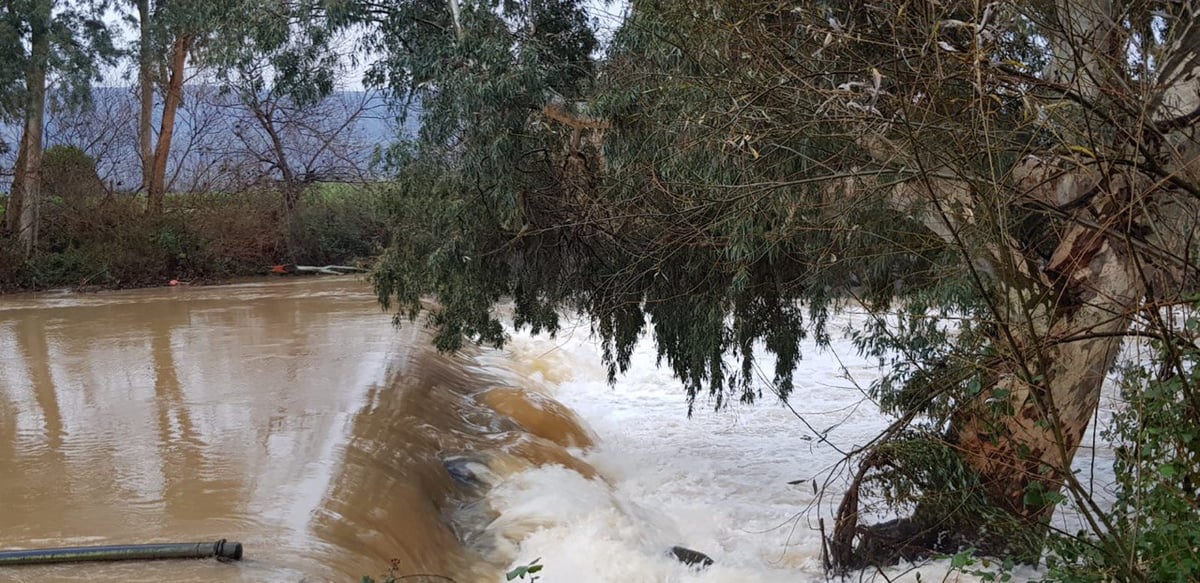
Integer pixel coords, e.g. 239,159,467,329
506,557,543,581
0,0,116,120
941,548,1017,582
367,0,987,411
1021,481,1065,510
1042,322,1200,582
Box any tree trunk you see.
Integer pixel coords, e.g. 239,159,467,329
146,34,191,216
249,101,302,214
447,0,463,41
834,177,1147,567
952,202,1143,532
833,5,1200,567
14,1,51,256
5,125,28,236
948,5,1200,544
137,0,154,196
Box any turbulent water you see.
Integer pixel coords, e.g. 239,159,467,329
0,279,1118,582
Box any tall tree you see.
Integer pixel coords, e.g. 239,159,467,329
133,0,336,214
144,30,189,215
135,0,151,204
2,0,113,255
371,0,1200,573
12,0,50,255
132,0,205,215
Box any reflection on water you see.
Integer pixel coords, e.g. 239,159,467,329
0,278,591,582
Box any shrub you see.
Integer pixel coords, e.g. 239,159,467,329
1042,305,1200,582
41,145,105,201
0,183,390,292
286,183,392,266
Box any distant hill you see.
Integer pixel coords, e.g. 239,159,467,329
1,87,420,194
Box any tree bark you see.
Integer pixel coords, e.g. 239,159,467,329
146,34,192,216
5,124,28,236
14,0,51,256
949,4,1200,537
447,0,463,41
955,184,1143,525
137,0,154,196
834,170,1148,567
833,5,1200,567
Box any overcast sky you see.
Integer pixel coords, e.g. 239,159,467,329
100,0,629,91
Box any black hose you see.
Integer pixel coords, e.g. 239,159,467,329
0,539,243,566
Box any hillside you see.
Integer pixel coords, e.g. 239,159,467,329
0,87,418,194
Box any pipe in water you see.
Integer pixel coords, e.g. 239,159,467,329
0,539,243,566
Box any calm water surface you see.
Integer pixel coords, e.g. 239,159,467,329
0,278,515,582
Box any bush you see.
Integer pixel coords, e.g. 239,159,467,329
41,145,105,201
0,183,392,292
286,183,393,265
1043,305,1200,582
170,191,285,276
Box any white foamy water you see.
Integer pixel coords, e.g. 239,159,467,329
472,313,875,581
479,311,1116,583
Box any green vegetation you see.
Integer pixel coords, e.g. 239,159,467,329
361,0,1200,577
1038,303,1200,582
40,145,104,201
1,0,386,293
0,185,390,292
3,0,1200,580
505,558,542,581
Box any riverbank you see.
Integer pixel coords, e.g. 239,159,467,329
0,186,390,294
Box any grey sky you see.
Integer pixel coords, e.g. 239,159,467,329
101,0,629,91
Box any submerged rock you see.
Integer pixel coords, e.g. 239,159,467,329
443,456,494,488
476,387,595,449
669,545,714,569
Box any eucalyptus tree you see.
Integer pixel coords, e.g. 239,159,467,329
131,0,335,214
1,0,114,255
370,0,1200,575
132,0,234,214
340,0,600,350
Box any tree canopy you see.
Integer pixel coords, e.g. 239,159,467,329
0,0,113,120
368,0,1200,575
0,0,1197,576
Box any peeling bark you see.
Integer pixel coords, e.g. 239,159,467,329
13,2,50,256
953,211,1143,524
833,1,1200,568
137,0,154,196
147,35,192,216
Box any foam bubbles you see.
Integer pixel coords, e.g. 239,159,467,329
480,314,1051,582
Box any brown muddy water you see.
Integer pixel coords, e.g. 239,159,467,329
0,278,592,582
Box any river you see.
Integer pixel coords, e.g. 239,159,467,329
0,278,1114,582
0,278,560,582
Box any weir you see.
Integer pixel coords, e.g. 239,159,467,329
0,279,602,582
